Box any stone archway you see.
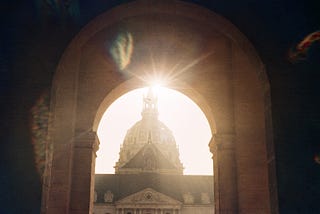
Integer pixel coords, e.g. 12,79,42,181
41,1,277,214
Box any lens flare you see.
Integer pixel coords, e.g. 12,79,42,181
30,90,51,178
151,84,162,95
288,30,320,63
110,32,133,71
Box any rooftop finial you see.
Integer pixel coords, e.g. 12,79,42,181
141,87,158,119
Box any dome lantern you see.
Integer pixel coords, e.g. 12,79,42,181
114,87,184,175
141,87,158,120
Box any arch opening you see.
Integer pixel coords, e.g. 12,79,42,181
96,86,213,175
43,1,277,213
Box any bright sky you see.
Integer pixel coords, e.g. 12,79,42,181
96,87,213,175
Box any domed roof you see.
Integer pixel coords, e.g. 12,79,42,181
123,118,176,146
114,87,183,174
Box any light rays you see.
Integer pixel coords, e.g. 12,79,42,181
108,31,214,88
164,51,215,82
96,87,212,175
131,50,215,91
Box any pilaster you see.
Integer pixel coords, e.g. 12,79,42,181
209,133,238,214
69,130,99,214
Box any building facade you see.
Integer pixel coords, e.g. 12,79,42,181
94,88,214,214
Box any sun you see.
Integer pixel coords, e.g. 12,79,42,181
149,79,164,93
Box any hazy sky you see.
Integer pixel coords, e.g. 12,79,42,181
96,87,213,175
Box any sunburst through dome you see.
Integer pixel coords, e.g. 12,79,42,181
96,86,212,175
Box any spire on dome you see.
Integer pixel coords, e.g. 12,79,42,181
114,86,184,175
141,87,158,119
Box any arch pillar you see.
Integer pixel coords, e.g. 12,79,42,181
69,131,99,214
210,133,238,213
41,1,278,213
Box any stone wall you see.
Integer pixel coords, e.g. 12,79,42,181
42,1,277,213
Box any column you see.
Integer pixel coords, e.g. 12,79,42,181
69,131,99,214
209,133,238,214
160,209,163,214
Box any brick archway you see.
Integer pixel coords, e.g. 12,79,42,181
42,1,277,213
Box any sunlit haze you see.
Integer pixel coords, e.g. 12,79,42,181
96,87,213,175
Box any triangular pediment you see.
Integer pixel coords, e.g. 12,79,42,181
121,144,178,170
116,188,182,205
